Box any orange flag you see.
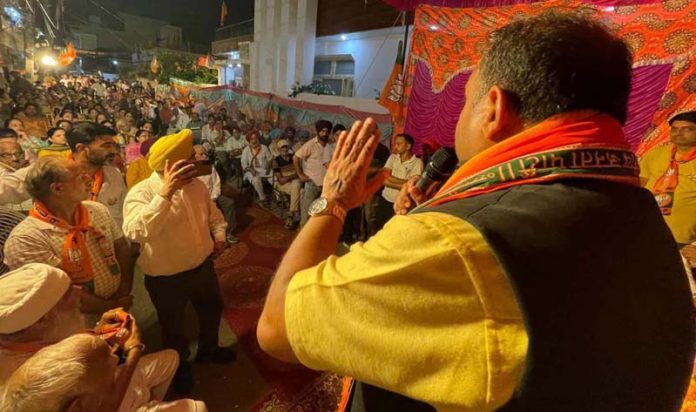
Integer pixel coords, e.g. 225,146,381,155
58,42,77,66
220,1,228,27
379,40,405,124
150,56,161,74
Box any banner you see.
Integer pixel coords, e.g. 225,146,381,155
398,0,696,155
161,80,394,143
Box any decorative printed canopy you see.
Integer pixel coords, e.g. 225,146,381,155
396,0,696,155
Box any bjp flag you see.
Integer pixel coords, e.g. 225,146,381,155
150,56,161,74
379,40,405,124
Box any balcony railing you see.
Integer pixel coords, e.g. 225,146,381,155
214,19,254,41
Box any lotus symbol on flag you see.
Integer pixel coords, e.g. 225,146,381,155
387,73,405,103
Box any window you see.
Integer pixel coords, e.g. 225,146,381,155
313,54,355,97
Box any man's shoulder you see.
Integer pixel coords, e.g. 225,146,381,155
83,200,111,216
8,215,50,239
642,144,672,161
125,175,156,198
103,165,124,181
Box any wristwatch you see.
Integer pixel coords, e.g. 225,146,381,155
308,197,347,223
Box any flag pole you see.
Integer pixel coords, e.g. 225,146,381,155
401,11,409,68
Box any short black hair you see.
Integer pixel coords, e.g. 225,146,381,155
669,111,696,126
4,118,21,128
0,128,17,139
332,124,347,134
47,127,64,138
67,122,117,152
135,129,149,139
396,133,415,147
478,12,632,124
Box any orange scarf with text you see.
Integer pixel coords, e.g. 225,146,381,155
651,145,696,215
29,201,119,284
67,152,104,201
421,111,641,209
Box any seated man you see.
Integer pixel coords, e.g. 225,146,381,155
0,264,203,410
241,131,273,205
272,139,302,229
4,157,134,318
0,139,32,212
194,144,238,244
1,335,207,412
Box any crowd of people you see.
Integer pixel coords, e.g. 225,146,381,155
0,68,431,411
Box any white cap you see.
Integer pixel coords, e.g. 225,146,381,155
0,264,71,334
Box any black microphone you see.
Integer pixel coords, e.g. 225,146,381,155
415,147,458,192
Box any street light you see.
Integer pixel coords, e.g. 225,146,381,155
112,60,118,66
41,55,57,66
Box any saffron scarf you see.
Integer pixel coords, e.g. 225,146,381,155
419,111,641,209
651,145,696,215
67,153,104,201
29,201,120,284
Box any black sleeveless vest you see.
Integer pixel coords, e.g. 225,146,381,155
350,179,694,412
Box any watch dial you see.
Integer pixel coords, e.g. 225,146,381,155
309,197,328,215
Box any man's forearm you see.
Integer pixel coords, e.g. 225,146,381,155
385,176,408,189
258,215,343,363
114,239,134,295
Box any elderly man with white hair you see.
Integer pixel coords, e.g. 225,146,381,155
0,263,204,411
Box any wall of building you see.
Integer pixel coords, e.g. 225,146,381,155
316,0,405,37
69,12,180,53
250,0,318,95
315,26,410,99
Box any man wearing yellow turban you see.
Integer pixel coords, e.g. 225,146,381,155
122,129,235,395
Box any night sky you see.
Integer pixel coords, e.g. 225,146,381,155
117,0,254,46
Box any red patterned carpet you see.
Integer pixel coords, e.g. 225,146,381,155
216,206,348,411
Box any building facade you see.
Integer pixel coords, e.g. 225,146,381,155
237,0,409,99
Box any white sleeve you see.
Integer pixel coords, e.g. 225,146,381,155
211,170,221,200
241,148,250,170
0,167,31,205
122,186,174,242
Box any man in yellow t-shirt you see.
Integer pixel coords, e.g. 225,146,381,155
256,13,693,412
640,110,696,245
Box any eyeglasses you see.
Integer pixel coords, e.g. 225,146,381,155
0,151,24,159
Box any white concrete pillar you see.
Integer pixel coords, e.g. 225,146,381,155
250,0,266,91
278,0,298,95
295,0,318,86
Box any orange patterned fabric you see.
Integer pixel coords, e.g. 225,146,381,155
402,0,696,154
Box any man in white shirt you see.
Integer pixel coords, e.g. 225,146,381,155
294,120,332,225
0,139,32,212
173,106,191,132
227,125,247,187
194,145,238,244
375,133,424,230
241,131,273,205
122,129,234,395
201,116,217,147
67,122,128,227
4,157,134,317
